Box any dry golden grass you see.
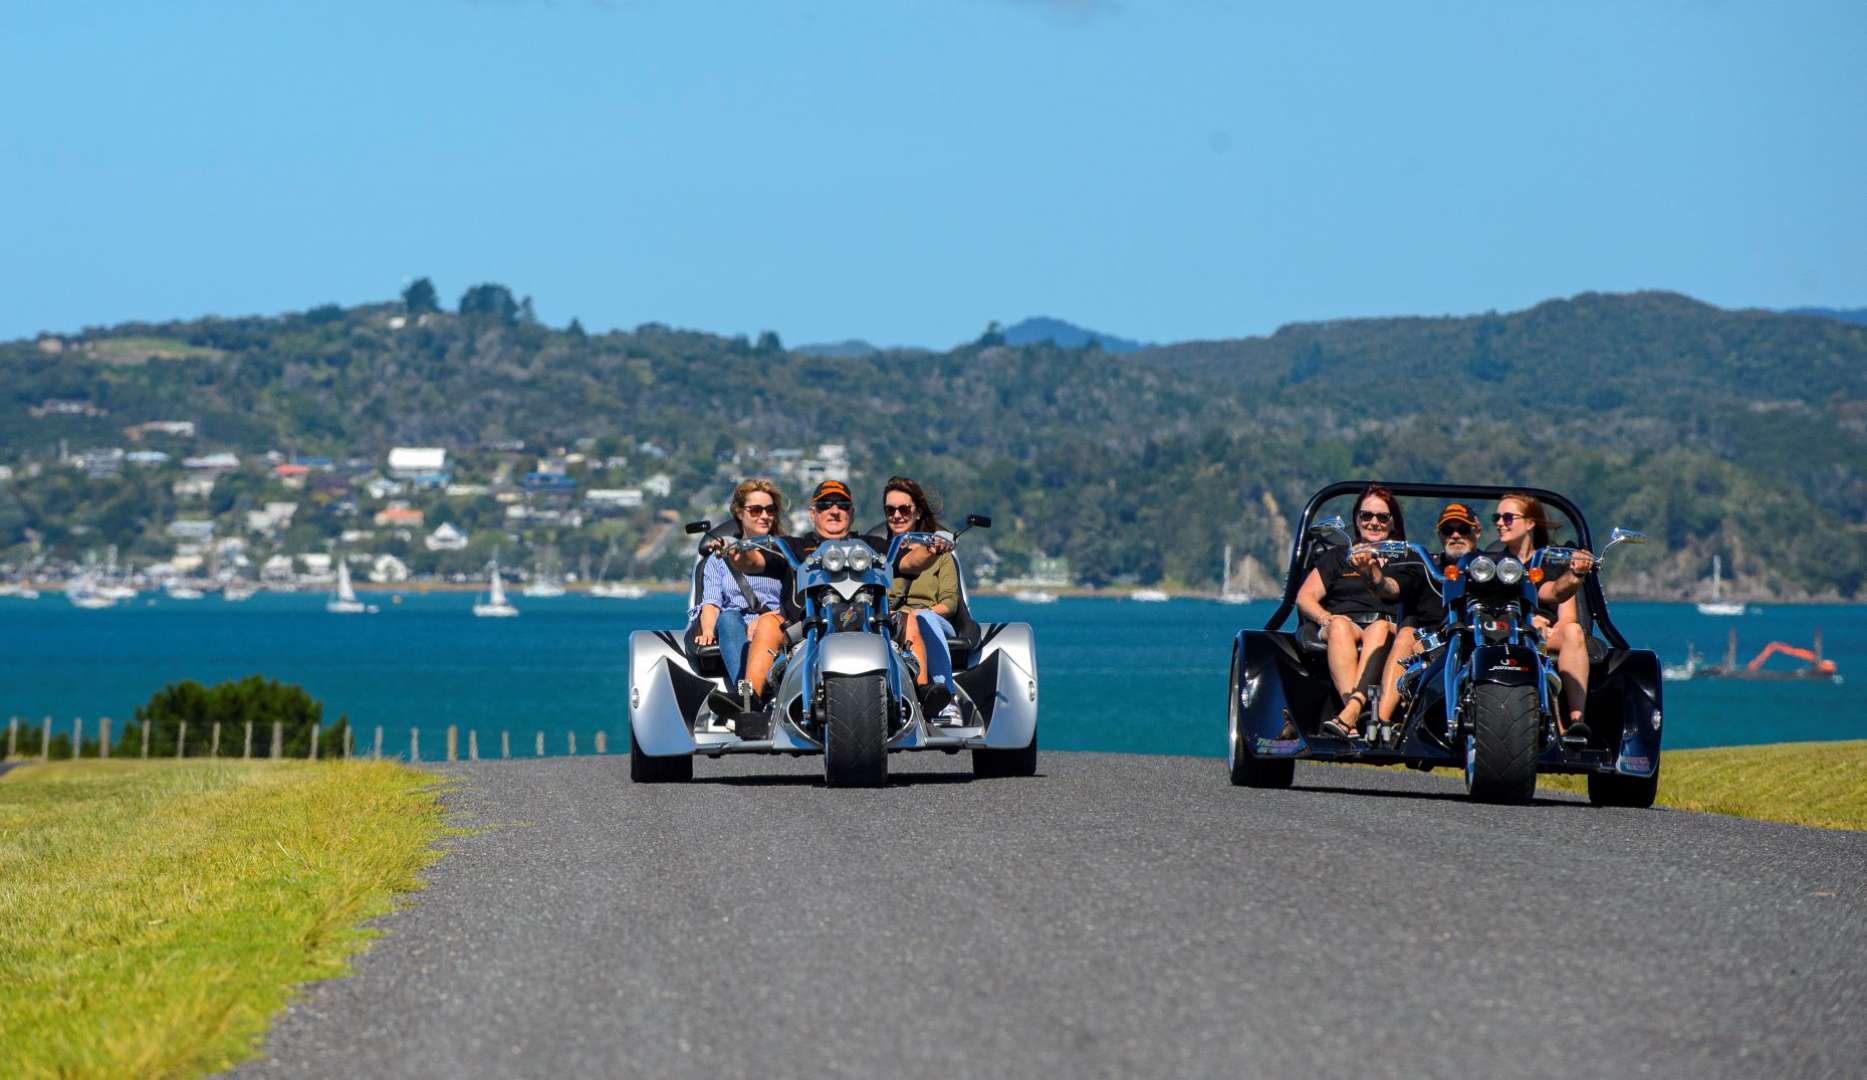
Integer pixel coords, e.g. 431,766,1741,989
0,760,448,1078
1537,740,1867,831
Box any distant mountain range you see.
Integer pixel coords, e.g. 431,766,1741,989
797,316,1145,357
1782,307,1867,327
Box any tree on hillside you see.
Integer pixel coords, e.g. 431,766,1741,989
756,330,784,354
568,317,587,339
402,277,439,314
977,320,1006,348
458,283,520,324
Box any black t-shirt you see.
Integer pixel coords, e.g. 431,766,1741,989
1404,552,1459,628
1314,545,1418,619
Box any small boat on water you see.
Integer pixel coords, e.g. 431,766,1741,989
1696,556,1745,617
473,560,520,618
1661,643,1702,682
1011,590,1058,604
0,581,41,600
327,560,374,614
67,577,116,609
222,579,258,602
165,580,206,601
590,582,648,599
1130,588,1171,603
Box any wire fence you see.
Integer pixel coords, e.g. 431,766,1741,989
1,715,617,764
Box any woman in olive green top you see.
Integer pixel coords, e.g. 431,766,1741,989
882,476,959,702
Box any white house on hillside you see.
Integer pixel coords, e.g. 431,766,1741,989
425,523,469,551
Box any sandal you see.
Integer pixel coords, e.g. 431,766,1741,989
1322,691,1367,738
1559,716,1592,742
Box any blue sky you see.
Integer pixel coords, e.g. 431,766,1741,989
4,1,1862,347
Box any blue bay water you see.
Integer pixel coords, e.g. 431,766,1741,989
2,593,1860,758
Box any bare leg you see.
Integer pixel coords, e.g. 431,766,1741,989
902,614,930,686
743,613,786,695
1377,626,1419,724
1552,622,1590,730
1325,617,1364,699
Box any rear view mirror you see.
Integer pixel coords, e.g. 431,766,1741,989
684,519,711,535
967,514,992,529
1599,526,1649,567
1309,516,1350,543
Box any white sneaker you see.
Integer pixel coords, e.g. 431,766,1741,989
937,702,962,725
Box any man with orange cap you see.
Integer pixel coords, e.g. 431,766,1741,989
1372,502,1481,735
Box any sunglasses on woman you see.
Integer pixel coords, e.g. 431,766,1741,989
1492,512,1524,525
742,502,777,516
1357,511,1392,523
883,504,916,519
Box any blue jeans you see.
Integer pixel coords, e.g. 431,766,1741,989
914,610,956,692
715,610,753,687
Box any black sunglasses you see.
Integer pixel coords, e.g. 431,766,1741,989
1492,512,1524,525
742,502,777,516
883,504,916,518
813,499,853,512
1357,511,1392,523
1438,524,1475,538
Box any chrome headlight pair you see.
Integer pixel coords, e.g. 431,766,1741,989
1465,556,1525,585
819,541,873,574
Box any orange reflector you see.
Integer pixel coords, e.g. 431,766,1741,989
1444,564,1460,580
1527,567,1544,584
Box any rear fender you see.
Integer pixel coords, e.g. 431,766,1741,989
1589,648,1663,777
1235,629,1331,755
951,650,1039,749
629,630,715,756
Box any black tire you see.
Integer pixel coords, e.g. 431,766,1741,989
1588,763,1660,809
629,731,693,783
1465,682,1539,804
823,674,889,787
973,729,1038,779
1228,646,1294,789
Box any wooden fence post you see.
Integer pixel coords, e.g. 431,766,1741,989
40,716,51,761
501,730,510,759
568,732,577,756
176,721,187,759
308,723,319,761
211,722,221,758
410,728,420,763
595,731,607,754
142,718,151,759
344,725,353,759
446,725,458,762
373,725,383,760
100,717,111,759
244,721,253,759
468,730,479,761
73,717,82,760
535,731,544,757
7,716,16,759
271,722,283,760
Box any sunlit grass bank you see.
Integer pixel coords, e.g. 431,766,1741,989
0,760,448,1078
1538,740,1867,831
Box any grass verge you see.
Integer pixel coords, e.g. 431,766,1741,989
1537,740,1867,831
0,760,449,1078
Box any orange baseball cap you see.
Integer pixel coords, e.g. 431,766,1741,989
810,480,852,503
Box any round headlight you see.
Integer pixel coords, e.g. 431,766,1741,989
848,547,873,573
1468,556,1497,584
822,546,847,573
1496,558,1525,585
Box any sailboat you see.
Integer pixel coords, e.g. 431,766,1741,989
588,541,646,598
473,559,520,618
1696,555,1745,616
522,549,567,598
327,559,373,614
67,576,116,609
1218,543,1251,604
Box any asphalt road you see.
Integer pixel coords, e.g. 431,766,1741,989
236,752,1867,1079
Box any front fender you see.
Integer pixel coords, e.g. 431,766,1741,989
817,631,893,677
1470,643,1541,688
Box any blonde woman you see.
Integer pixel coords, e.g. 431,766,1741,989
692,479,790,711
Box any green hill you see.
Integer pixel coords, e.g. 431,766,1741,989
2,289,1863,599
